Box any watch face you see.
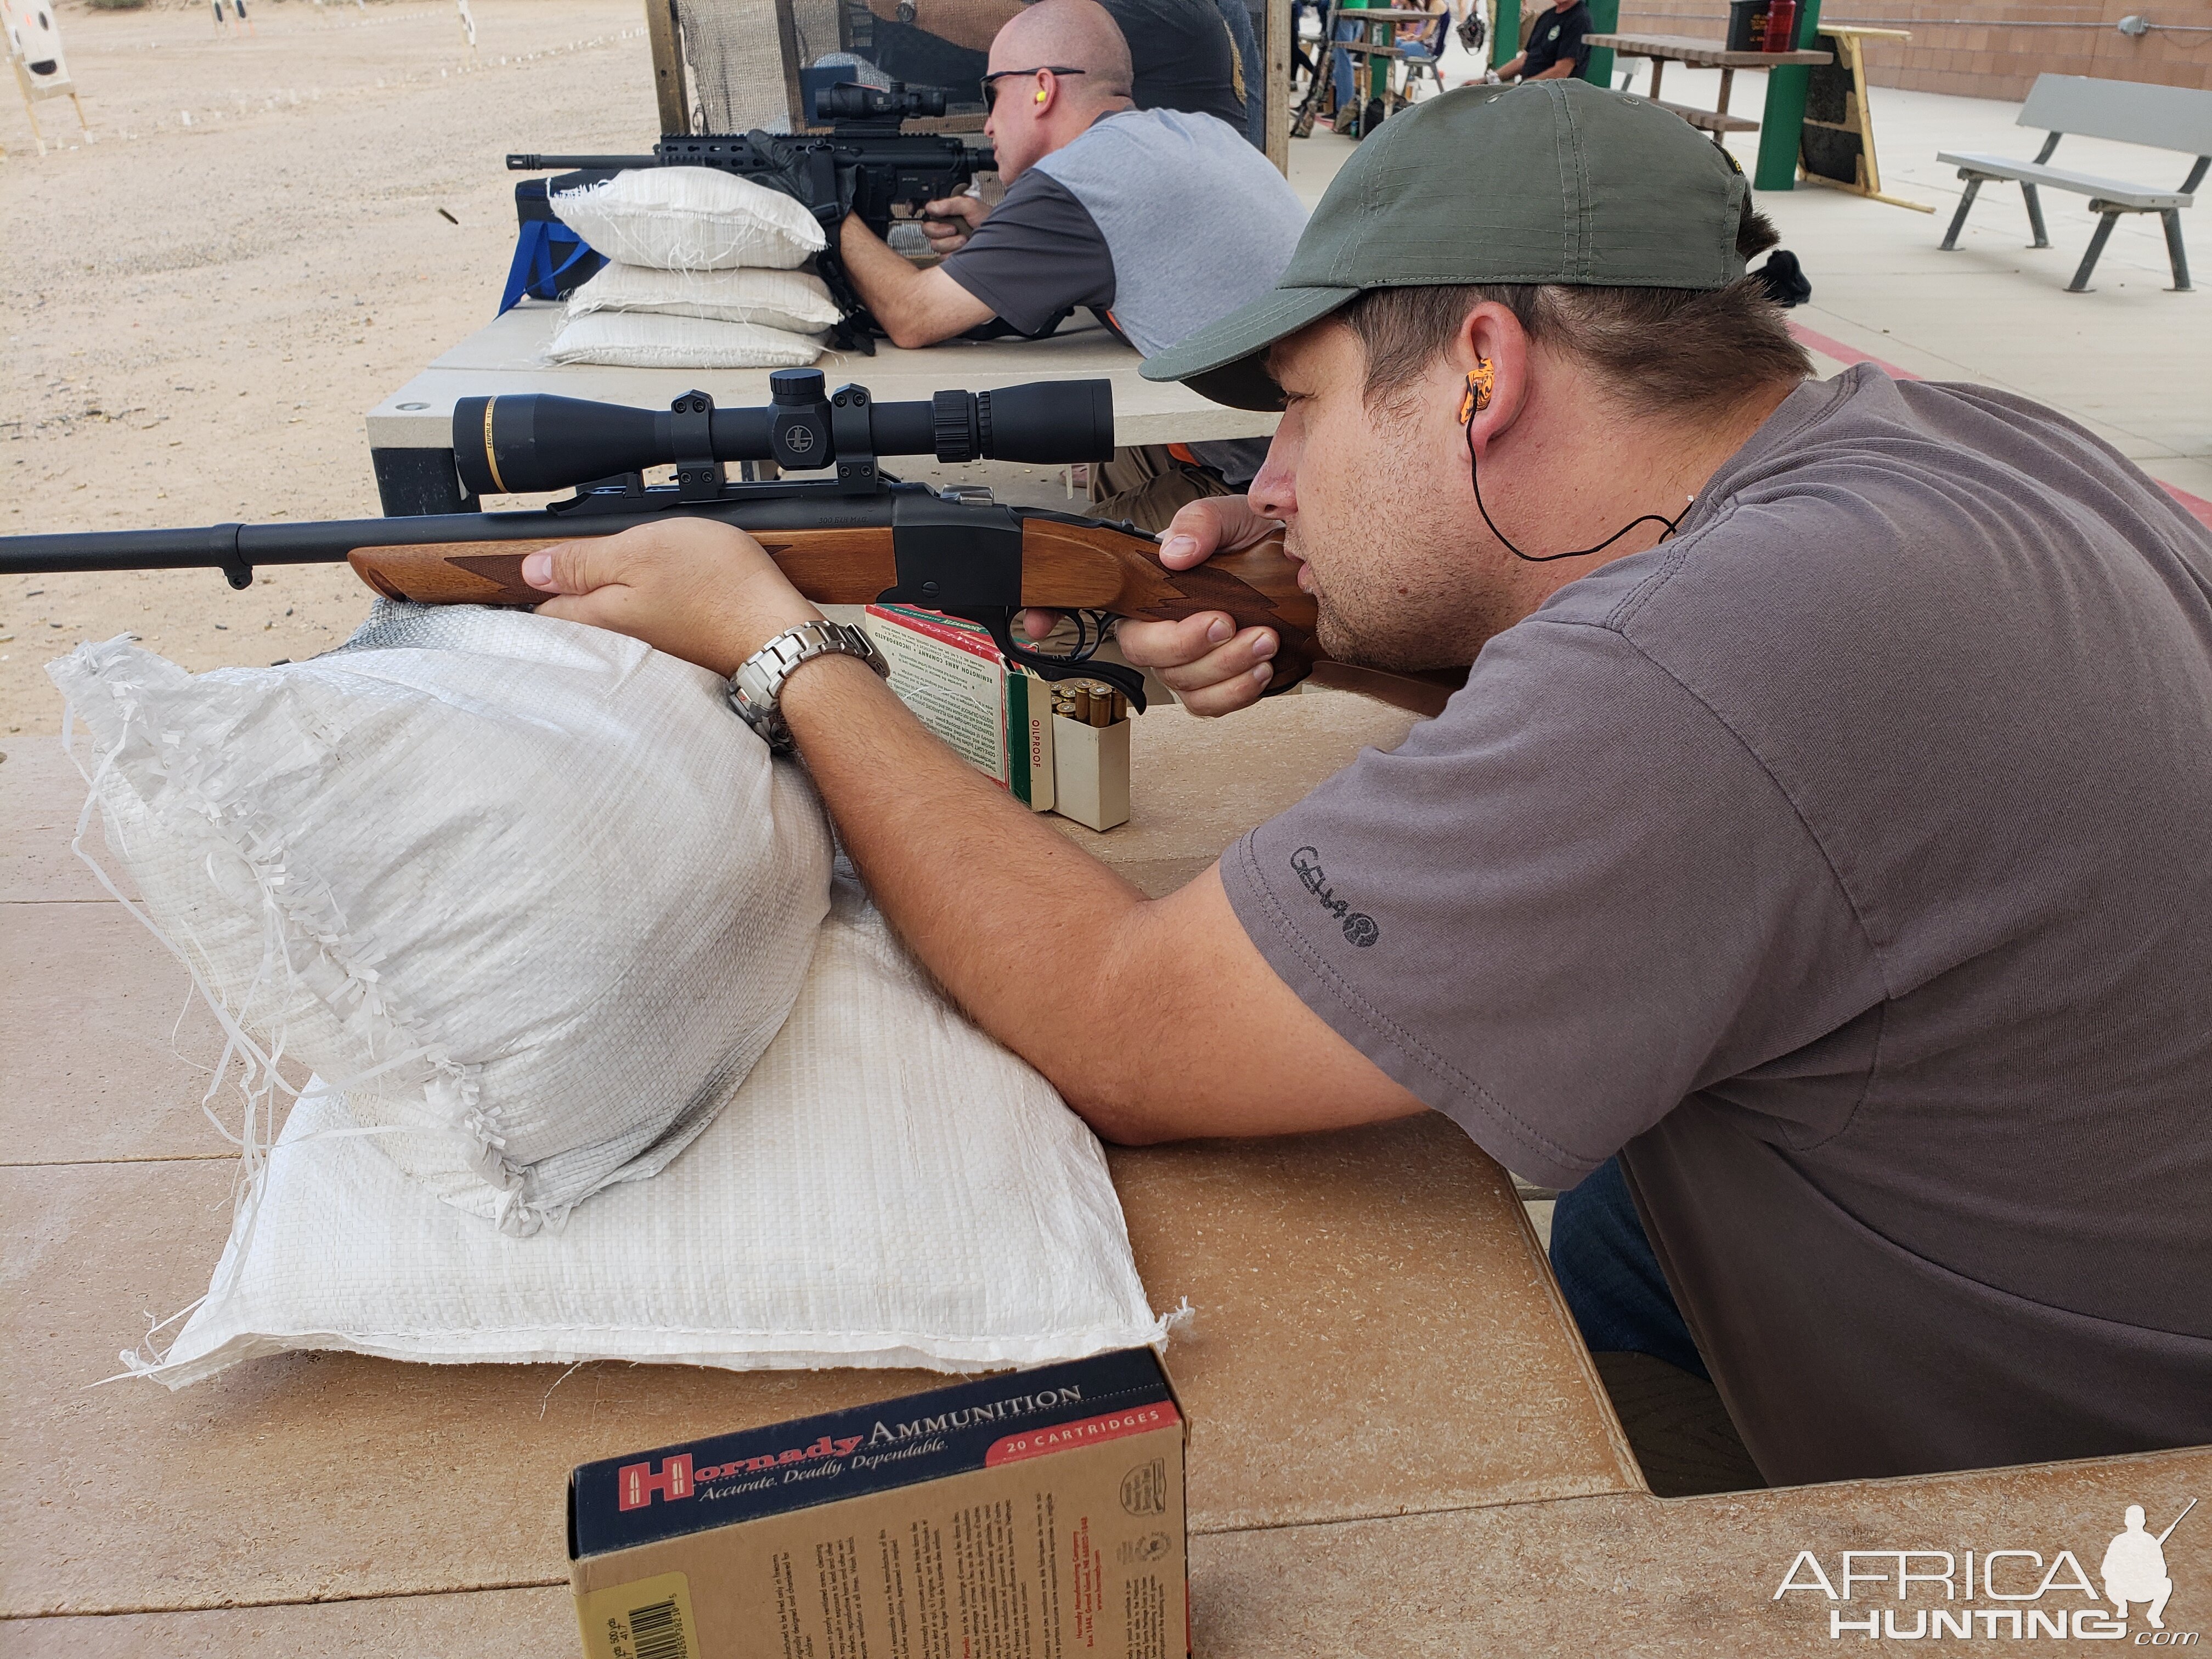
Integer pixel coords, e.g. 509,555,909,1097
895,0,916,21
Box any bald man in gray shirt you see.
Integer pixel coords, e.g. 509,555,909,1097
836,0,1305,526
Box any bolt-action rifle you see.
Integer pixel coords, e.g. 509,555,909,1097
505,83,991,345
0,371,1324,714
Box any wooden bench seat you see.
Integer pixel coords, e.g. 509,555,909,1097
1651,97,1758,136
1937,74,2210,292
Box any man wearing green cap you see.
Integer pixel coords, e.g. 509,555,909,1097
519,81,2212,1488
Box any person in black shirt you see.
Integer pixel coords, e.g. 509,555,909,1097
1491,0,1590,81
864,0,1246,135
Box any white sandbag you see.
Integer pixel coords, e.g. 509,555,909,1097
567,262,844,333
49,606,833,1237
546,310,825,370
129,878,1173,1386
551,166,826,272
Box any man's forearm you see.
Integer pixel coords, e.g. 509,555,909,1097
775,655,1426,1144
838,217,994,348
1531,57,1577,78
778,656,1158,1128
864,0,1018,52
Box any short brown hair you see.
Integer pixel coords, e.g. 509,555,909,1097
1340,204,1810,417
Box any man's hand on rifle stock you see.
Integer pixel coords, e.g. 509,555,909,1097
1021,493,1288,719
521,518,821,680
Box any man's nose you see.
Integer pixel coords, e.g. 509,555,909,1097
1247,444,1298,527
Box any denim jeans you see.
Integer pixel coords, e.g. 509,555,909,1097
1331,15,1365,110
1549,1156,1711,1380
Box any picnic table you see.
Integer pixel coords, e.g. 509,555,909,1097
4,691,2209,1652
1585,30,1830,142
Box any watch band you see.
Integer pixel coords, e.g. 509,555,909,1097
727,620,890,753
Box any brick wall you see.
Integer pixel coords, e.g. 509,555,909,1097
1615,0,2212,100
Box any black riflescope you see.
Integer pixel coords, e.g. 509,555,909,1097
454,371,1114,496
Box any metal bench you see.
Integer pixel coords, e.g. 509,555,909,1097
1937,74,2211,293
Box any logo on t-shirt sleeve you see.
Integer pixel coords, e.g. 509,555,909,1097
1290,847,1380,947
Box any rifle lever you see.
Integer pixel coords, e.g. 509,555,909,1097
956,608,1149,713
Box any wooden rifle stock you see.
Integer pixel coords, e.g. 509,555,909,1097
348,517,1343,699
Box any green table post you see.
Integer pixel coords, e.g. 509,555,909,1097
1493,0,1519,73
1753,0,1822,189
1581,0,1619,87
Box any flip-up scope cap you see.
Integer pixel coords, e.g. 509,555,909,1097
1142,80,1754,410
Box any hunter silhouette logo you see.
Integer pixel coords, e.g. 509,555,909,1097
1774,1497,2198,1641
2106,1500,2193,1632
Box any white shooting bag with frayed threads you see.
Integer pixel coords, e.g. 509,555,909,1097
123,876,1174,1387
565,262,845,332
551,166,827,272
545,311,825,370
49,605,835,1238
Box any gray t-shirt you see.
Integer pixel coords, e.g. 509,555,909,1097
1221,366,2212,1486
939,108,1304,485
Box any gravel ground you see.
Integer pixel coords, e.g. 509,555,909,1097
1,0,650,733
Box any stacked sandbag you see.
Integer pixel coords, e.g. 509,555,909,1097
546,168,839,369
49,603,835,1237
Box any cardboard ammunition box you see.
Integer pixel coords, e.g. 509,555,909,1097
569,1348,1188,1659
1050,712,1132,833
863,603,1056,811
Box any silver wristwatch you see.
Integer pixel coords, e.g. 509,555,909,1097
727,620,890,753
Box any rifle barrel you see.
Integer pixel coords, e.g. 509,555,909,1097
507,153,655,171
0,498,905,585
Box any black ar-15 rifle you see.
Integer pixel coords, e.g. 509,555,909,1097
506,83,991,347
0,372,1327,714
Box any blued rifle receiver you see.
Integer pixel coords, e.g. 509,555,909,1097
455,372,1115,498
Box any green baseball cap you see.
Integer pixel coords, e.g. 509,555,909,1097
1142,80,1752,409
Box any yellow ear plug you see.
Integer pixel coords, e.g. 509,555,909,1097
1459,358,1496,423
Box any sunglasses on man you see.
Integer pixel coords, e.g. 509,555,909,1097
980,65,1086,110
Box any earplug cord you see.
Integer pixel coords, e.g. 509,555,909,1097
1465,416,1684,564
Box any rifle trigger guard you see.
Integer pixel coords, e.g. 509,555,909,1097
961,611,1149,713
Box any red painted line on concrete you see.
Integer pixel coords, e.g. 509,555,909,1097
1786,320,2212,530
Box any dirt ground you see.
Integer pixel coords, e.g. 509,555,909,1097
1,0,652,735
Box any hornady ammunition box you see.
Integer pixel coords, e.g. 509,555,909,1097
569,1347,1187,1659
862,603,1055,811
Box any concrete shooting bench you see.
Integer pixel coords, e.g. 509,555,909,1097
5,695,2210,1653
363,302,1280,517
1938,74,2212,294
1584,31,1831,146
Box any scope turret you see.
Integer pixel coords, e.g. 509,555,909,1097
453,377,1114,497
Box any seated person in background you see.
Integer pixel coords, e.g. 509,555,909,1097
866,0,1247,136
1489,0,1590,82
838,0,1307,529
1396,0,1452,80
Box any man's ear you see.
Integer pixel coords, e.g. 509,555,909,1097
1453,301,1529,454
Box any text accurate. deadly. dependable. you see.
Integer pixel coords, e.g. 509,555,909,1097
569,1347,1188,1657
